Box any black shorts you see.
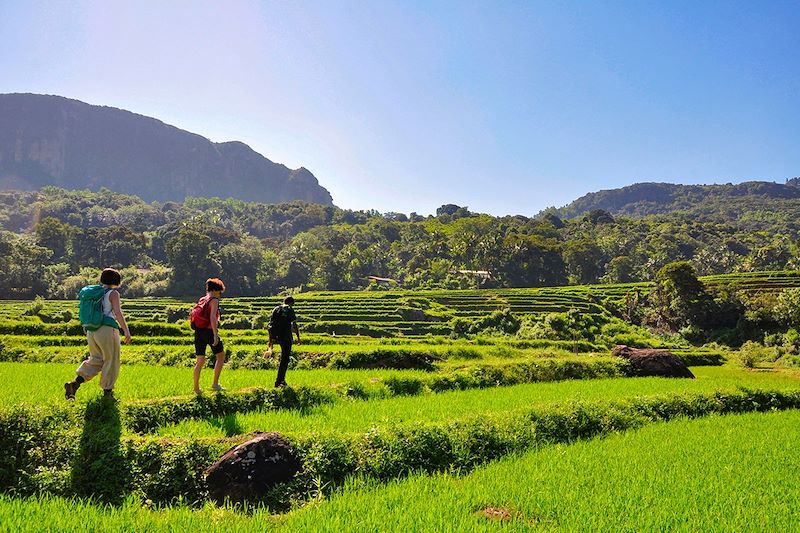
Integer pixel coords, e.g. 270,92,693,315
194,328,224,356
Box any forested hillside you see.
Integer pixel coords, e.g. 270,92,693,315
1,187,799,298
552,179,800,218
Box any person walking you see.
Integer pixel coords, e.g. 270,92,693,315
190,277,227,394
268,296,300,387
65,268,131,400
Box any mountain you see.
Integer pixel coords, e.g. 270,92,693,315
0,93,333,205
552,180,800,219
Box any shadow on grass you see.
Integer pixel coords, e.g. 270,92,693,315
210,414,245,437
70,396,129,505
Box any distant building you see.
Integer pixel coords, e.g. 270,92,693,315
367,275,399,287
456,270,492,280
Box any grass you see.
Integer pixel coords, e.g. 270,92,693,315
0,362,428,406
156,366,800,438
278,409,800,532
2,409,798,531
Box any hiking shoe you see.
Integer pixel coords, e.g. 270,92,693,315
275,381,287,388
103,394,119,404
211,384,226,392
64,381,77,400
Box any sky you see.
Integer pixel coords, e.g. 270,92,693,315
1,0,799,216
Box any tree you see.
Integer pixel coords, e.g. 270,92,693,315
774,288,800,327
34,217,74,261
0,233,52,297
604,256,635,283
647,261,711,331
563,239,605,284
165,229,217,294
219,237,264,296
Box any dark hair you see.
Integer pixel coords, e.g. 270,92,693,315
284,296,295,305
206,277,225,292
100,268,122,286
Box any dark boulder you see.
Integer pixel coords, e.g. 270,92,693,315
205,432,300,506
612,345,695,379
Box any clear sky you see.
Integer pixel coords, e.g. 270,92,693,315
1,1,799,215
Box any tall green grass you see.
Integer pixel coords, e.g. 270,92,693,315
277,409,800,531
157,366,800,438
2,409,798,531
0,362,428,406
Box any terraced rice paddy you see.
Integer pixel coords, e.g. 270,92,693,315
2,271,800,531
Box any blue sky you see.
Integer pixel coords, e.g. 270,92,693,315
1,1,798,215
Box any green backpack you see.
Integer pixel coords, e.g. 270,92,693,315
78,285,120,331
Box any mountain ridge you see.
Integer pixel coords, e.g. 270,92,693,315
551,180,800,219
0,93,333,205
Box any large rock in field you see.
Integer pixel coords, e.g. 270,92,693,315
612,345,695,379
205,432,300,505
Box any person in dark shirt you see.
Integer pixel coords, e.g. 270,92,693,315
267,296,300,387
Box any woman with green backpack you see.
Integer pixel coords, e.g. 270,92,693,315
64,268,131,400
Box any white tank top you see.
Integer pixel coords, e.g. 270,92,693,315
102,290,117,319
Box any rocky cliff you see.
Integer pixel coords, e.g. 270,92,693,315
0,93,333,205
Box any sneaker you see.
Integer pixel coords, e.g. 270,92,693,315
103,389,119,402
64,381,76,400
274,381,287,388
211,384,226,392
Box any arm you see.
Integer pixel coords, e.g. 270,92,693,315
267,313,274,348
292,321,301,344
110,291,131,344
209,298,220,343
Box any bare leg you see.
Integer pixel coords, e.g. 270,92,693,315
212,351,225,387
194,356,205,394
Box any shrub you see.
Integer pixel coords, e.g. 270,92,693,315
23,296,46,317
3,388,799,506
123,386,336,433
328,349,441,371
384,376,425,396
165,306,188,323
736,341,773,368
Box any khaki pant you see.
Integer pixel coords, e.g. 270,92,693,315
77,325,121,390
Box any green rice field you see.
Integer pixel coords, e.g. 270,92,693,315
1,410,798,531
2,272,800,530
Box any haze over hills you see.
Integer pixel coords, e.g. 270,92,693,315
0,93,333,205
551,180,800,219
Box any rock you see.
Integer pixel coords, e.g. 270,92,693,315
205,432,300,506
612,345,695,379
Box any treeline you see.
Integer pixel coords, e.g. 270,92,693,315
1,187,799,298
552,179,800,219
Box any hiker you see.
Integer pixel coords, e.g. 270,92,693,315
65,268,131,400
267,296,301,387
191,277,227,394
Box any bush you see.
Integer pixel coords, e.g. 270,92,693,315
451,310,520,337
3,388,799,506
736,341,774,368
23,296,46,317
774,288,800,327
123,386,336,433
329,349,441,371
165,306,188,323
384,376,425,396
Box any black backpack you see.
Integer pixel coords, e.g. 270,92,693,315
269,305,290,331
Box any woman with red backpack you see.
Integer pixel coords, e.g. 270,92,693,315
190,277,226,394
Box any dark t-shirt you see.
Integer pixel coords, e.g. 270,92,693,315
268,304,297,341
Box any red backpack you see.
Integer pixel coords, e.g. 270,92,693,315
189,296,217,329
